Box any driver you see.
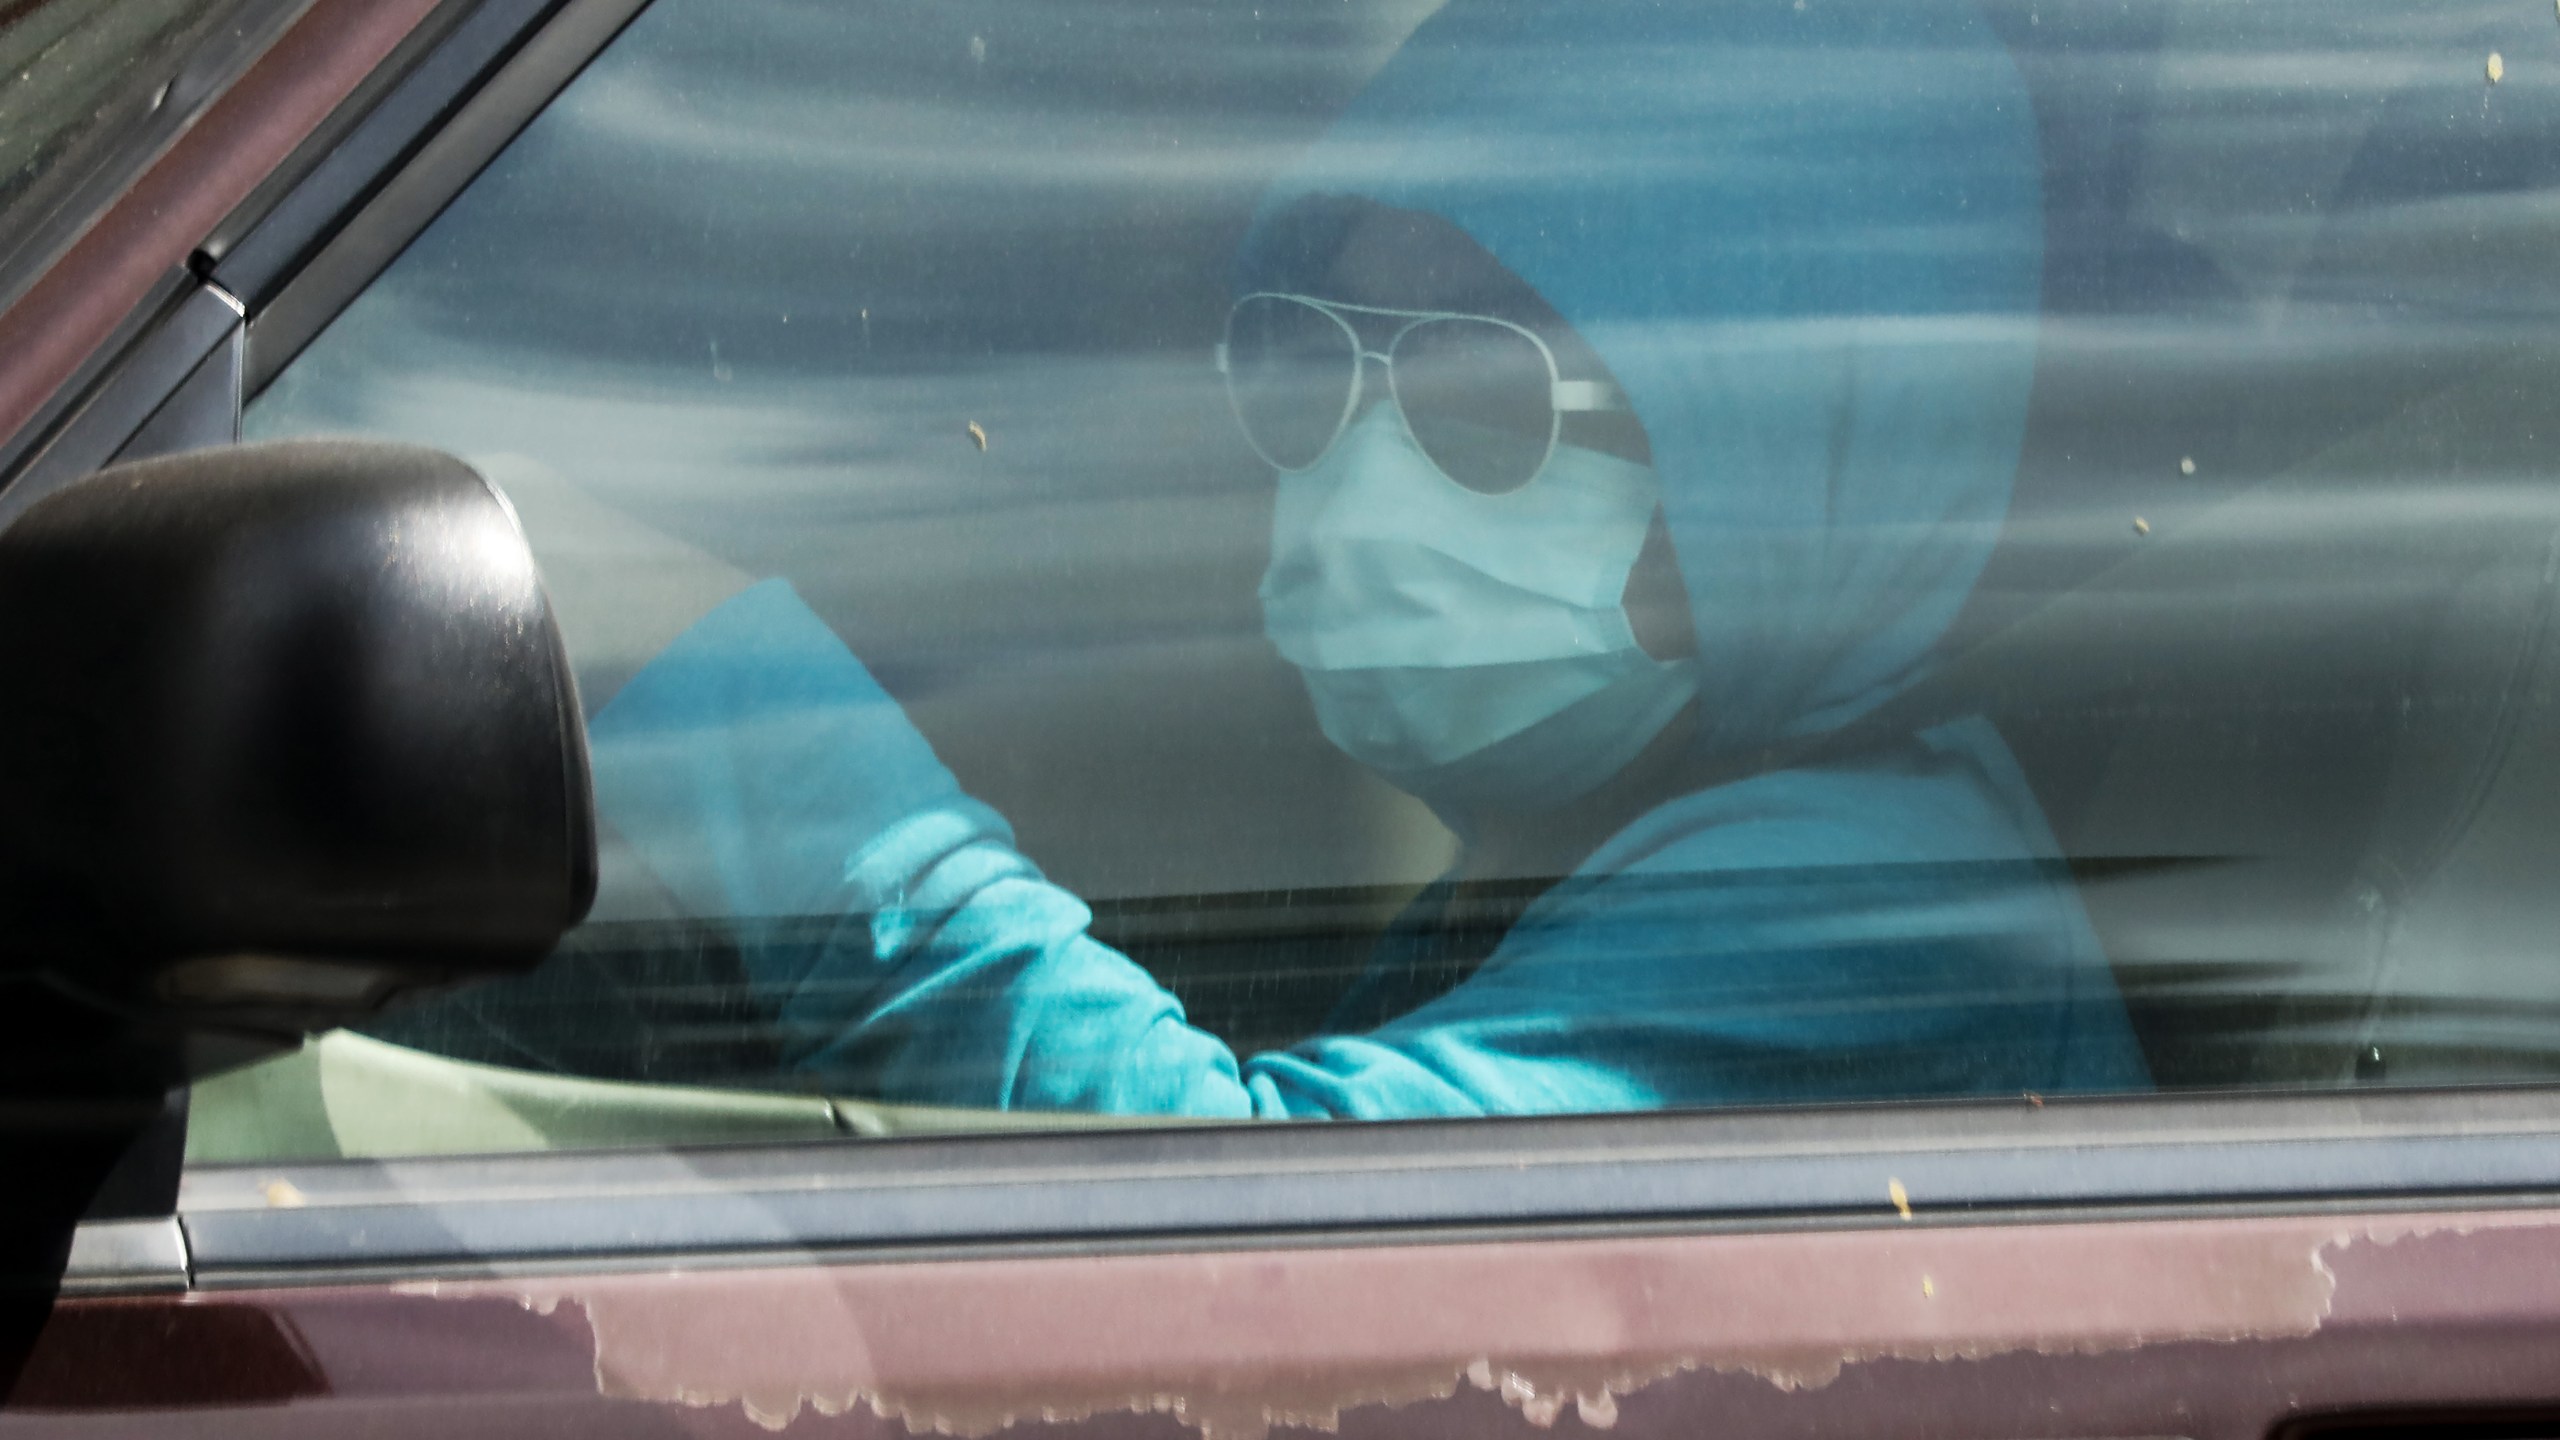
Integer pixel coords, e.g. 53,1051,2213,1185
572,0,2150,1116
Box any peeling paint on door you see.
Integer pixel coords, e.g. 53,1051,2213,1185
379,1207,2466,1437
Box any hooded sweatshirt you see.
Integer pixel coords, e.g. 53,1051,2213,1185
581,0,2150,1117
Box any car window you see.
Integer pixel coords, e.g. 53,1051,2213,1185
0,0,297,305
215,0,2560,1156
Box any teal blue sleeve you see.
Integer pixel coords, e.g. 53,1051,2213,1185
585,581,2143,1120
584,579,1263,1116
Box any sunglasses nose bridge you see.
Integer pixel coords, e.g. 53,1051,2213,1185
1343,346,1396,421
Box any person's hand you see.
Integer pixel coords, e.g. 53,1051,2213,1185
473,453,756,711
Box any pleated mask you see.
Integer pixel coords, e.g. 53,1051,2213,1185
1260,406,1699,814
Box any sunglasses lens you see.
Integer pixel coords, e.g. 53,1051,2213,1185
1226,296,1358,470
1390,317,1555,495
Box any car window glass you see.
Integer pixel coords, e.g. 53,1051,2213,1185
216,0,2560,1159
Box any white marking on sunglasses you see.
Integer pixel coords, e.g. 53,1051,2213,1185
1216,291,1631,489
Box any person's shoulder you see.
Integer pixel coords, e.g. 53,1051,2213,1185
1579,753,2029,883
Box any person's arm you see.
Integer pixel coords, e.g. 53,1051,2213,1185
581,575,1265,1115
585,573,1767,1119
477,453,759,716
1250,734,2153,1118
476,454,1220,1110
486,456,1259,1113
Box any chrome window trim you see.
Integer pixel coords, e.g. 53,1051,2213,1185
177,1086,2560,1287
60,1216,190,1296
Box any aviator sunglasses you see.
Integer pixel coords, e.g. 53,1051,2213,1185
1215,292,1632,496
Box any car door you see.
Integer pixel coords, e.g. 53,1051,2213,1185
12,0,2560,1436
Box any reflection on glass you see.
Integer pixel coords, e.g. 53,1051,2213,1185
231,0,2560,1148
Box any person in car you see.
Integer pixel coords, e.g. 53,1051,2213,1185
573,0,2151,1115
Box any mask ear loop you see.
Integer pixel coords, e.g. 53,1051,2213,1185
1216,294,1367,474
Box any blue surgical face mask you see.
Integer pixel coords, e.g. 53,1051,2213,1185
1260,405,1701,818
